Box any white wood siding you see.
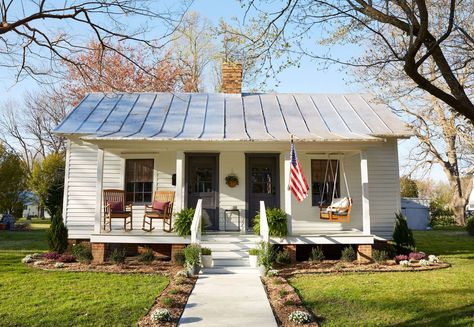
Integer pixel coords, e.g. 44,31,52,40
64,141,98,238
367,139,401,239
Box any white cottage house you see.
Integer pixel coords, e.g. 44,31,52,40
54,63,411,263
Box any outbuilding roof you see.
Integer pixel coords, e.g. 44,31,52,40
54,92,411,141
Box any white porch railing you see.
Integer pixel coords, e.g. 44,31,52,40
191,199,202,244
259,200,269,242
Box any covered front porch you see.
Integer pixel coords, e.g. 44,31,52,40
81,138,379,244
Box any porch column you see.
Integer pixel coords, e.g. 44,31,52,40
175,151,185,211
360,150,371,235
283,153,292,235
94,148,105,234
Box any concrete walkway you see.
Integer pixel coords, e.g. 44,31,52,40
178,269,277,327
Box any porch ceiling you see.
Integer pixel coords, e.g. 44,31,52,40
54,92,412,142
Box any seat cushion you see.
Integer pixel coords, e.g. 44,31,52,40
109,201,124,212
327,197,350,213
152,201,169,213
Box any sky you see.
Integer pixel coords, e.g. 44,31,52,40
0,0,447,182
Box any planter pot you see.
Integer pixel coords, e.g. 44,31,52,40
258,265,267,277
201,255,213,268
226,180,238,188
187,264,201,276
249,255,258,268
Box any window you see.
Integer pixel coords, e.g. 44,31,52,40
125,159,154,203
311,159,340,207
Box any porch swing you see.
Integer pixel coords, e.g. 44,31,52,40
319,155,352,222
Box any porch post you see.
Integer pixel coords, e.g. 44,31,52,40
283,153,292,235
175,151,185,211
94,148,105,234
360,150,371,235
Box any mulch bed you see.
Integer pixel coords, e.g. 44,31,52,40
138,270,197,327
277,260,450,277
262,276,319,327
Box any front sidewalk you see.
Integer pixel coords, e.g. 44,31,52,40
178,269,277,326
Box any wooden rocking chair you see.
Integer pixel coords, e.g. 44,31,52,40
143,190,175,232
103,189,133,232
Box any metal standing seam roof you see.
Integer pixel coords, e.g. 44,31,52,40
53,92,412,141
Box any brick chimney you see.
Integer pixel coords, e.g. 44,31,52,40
221,62,242,94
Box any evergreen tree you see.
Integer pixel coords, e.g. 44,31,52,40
47,211,68,253
393,212,415,252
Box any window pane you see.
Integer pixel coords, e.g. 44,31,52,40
311,159,340,206
125,159,154,203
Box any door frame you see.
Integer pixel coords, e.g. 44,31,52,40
245,153,280,231
185,153,220,230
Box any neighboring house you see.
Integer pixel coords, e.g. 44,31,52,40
20,192,40,219
54,63,411,263
401,198,430,230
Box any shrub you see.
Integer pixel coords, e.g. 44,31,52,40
174,250,186,266
151,308,171,323
394,254,408,263
44,252,61,260
168,289,179,295
175,277,186,285
46,211,68,253
428,255,439,263
175,270,189,278
138,248,155,263
184,244,201,266
288,311,312,324
57,254,75,263
253,208,288,237
399,260,410,267
340,246,356,262
408,252,426,261
310,246,325,262
429,197,456,227
72,243,93,264
393,212,415,251
279,289,288,298
419,259,429,266
266,269,278,277
257,241,276,273
276,251,291,265
54,262,65,268
109,248,126,265
21,255,33,264
160,296,175,308
201,247,212,255
466,217,474,236
372,250,389,263
334,262,344,271
248,248,259,256
173,208,195,236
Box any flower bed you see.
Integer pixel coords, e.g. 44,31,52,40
276,259,450,277
262,276,319,326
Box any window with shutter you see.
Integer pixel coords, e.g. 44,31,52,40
125,159,154,203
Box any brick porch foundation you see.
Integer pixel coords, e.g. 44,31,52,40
357,244,373,263
283,244,297,263
91,243,107,264
171,244,186,263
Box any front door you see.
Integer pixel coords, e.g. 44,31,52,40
186,154,219,231
246,154,280,229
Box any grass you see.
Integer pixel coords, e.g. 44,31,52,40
290,229,474,326
0,222,169,326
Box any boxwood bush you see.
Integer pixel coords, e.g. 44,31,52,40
253,208,288,237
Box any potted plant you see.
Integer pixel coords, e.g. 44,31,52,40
225,174,239,188
184,244,201,275
201,247,213,268
248,248,259,268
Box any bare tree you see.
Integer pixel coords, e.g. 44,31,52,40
0,0,187,81
173,11,216,92
0,86,68,170
241,0,474,123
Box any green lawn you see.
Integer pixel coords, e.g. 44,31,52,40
291,229,474,327
0,223,168,326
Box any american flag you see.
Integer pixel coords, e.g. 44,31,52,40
289,140,309,202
